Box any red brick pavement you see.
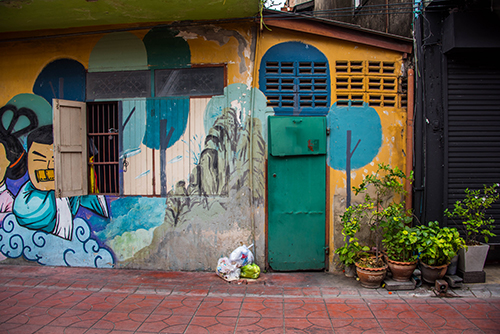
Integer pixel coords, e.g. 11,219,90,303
0,264,499,333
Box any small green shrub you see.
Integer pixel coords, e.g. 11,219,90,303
444,184,499,245
416,221,465,266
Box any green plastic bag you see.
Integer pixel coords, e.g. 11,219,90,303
240,263,260,279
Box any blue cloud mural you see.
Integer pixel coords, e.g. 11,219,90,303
0,214,114,268
96,197,167,240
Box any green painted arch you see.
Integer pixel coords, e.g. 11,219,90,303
143,27,191,69
88,32,148,73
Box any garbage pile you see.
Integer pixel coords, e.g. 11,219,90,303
216,244,260,281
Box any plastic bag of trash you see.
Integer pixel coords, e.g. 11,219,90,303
216,257,240,281
240,263,260,279
229,244,254,267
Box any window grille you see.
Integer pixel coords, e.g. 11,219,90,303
87,102,119,195
87,71,151,100
334,60,402,108
264,61,330,115
155,67,224,97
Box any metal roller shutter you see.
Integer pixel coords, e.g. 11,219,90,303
445,57,500,244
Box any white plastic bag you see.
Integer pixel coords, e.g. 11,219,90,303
229,244,254,267
216,257,240,281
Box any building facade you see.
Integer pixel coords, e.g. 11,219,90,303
0,2,412,271
413,0,500,260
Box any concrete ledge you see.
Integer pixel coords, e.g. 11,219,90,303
458,269,486,283
444,274,463,288
384,277,416,291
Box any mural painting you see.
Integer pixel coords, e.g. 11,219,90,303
327,102,383,207
0,104,36,224
0,21,407,271
120,84,268,270
0,19,267,269
0,98,114,267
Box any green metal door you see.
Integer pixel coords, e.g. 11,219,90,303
267,116,326,271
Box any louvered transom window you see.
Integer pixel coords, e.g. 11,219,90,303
334,60,404,108
264,61,330,115
259,42,331,116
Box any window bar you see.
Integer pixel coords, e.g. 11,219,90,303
106,103,111,194
96,104,100,192
100,104,104,192
111,103,116,193
97,106,104,162
87,105,91,194
110,103,113,194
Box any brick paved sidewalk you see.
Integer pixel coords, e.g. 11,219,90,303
1,264,499,333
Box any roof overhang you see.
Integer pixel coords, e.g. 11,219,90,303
262,10,413,54
0,0,260,34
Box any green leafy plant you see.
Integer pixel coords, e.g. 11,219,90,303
444,184,499,245
344,163,413,267
416,221,465,266
384,225,419,263
335,206,369,267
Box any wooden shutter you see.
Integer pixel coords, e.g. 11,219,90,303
53,99,88,198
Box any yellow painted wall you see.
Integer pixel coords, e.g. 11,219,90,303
0,23,254,107
255,27,408,271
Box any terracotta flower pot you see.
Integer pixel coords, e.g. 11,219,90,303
344,264,356,278
387,258,418,282
355,263,388,289
420,261,449,284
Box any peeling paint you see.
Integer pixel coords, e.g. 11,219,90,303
181,26,249,73
176,31,199,40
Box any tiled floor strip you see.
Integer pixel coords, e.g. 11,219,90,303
1,264,500,333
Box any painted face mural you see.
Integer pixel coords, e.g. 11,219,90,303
0,97,114,268
27,134,55,191
13,125,109,241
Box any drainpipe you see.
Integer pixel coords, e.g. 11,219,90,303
249,25,261,257
406,68,415,213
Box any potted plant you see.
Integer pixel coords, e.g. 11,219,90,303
444,184,499,274
384,224,419,281
346,163,412,288
416,221,464,283
446,227,468,275
335,207,368,277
